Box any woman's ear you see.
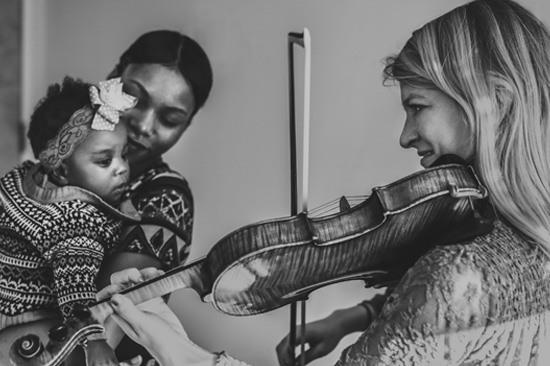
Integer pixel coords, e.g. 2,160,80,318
51,163,70,186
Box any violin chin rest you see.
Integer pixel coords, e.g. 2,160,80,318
438,213,494,246
430,154,469,167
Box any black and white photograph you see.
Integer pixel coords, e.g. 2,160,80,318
0,1,549,365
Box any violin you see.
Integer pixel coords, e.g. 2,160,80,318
3,158,493,366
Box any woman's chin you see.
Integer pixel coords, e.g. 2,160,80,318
128,154,159,177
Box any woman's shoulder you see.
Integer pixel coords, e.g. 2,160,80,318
356,222,550,365
416,219,538,274
399,219,550,322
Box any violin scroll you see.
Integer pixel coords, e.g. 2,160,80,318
2,309,105,366
13,334,44,359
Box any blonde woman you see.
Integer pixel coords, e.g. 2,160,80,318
278,0,550,364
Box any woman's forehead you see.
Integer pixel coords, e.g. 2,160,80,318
122,64,196,111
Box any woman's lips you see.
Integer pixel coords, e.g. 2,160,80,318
128,137,151,150
418,151,434,167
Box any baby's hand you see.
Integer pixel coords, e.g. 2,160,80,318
84,339,119,366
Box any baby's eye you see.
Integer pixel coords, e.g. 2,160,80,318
97,158,112,167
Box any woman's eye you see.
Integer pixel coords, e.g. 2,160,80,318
123,84,138,97
407,104,425,114
161,118,178,127
123,86,144,106
161,115,188,128
125,95,144,110
135,97,146,108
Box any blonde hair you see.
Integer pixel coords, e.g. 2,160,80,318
384,0,550,255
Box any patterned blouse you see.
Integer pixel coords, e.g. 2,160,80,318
117,158,194,270
336,219,550,365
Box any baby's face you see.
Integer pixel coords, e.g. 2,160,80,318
63,123,130,206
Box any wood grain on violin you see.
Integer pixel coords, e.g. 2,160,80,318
0,162,493,366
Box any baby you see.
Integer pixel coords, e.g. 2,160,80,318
0,76,138,365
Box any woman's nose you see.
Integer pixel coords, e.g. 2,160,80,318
399,118,418,149
125,109,154,137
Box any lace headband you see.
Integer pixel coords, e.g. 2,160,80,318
38,78,136,171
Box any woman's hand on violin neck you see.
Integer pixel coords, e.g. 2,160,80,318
111,266,164,287
97,267,164,300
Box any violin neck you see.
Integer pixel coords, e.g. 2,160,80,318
90,258,205,323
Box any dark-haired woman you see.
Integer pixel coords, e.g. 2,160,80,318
95,29,214,363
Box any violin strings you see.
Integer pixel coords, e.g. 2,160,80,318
308,198,340,216
308,195,369,217
308,198,340,213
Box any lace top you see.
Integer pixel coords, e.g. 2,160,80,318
337,219,550,365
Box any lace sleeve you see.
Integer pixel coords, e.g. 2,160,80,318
336,245,488,366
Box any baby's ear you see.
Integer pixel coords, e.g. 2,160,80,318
51,163,70,186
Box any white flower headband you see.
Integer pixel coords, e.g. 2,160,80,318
39,78,136,171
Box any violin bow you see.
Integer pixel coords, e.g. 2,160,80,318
287,28,311,366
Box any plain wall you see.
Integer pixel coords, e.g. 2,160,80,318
21,1,550,365
0,0,20,175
